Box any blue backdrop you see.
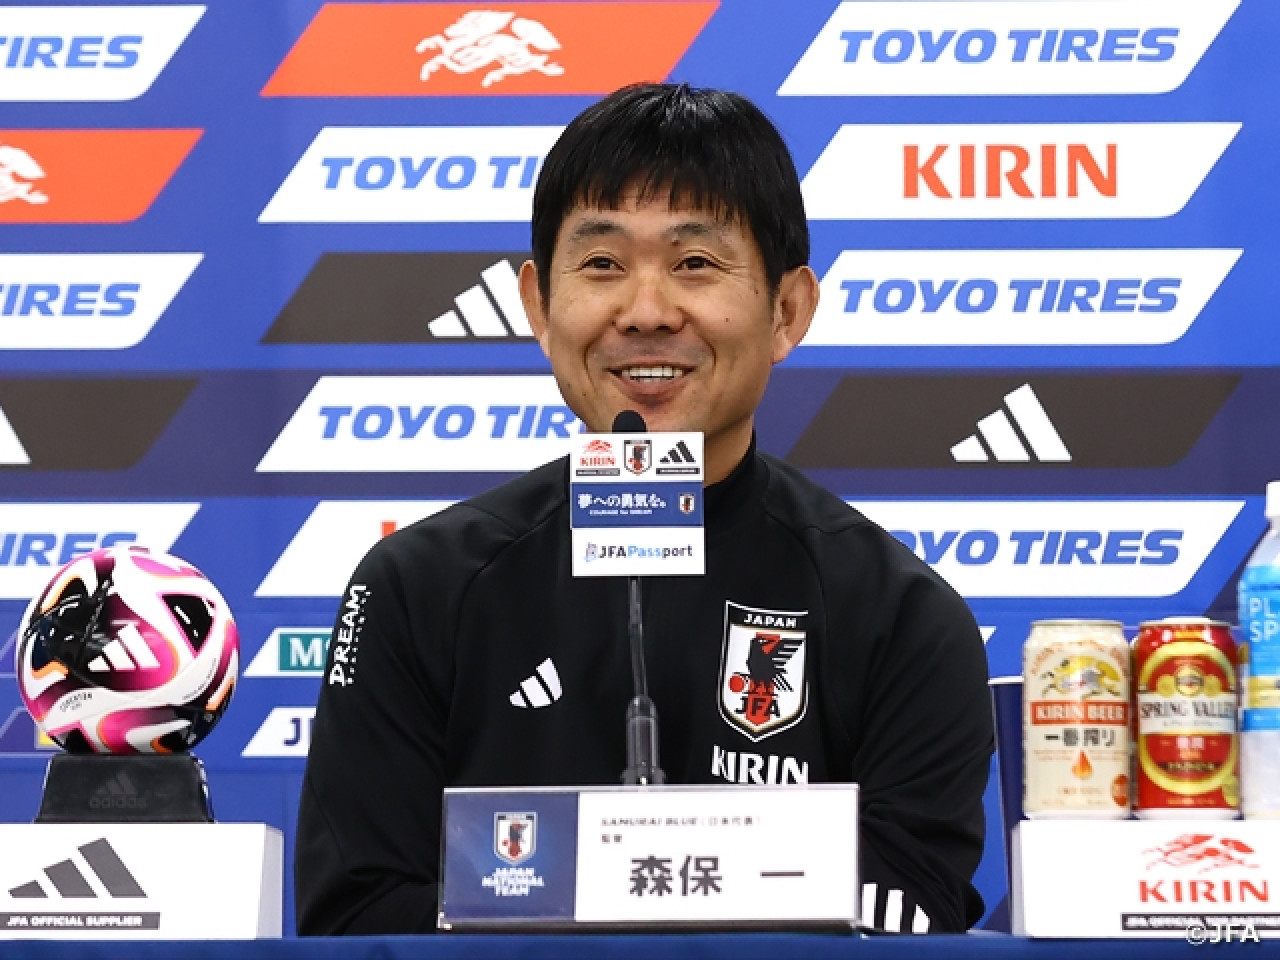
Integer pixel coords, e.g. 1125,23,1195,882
0,0,1272,934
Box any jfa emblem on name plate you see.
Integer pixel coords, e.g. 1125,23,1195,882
494,812,537,865
718,602,809,742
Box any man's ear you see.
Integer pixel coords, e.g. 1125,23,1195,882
770,265,818,365
519,260,551,359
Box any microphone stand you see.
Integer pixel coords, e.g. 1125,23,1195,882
622,576,664,785
610,409,665,786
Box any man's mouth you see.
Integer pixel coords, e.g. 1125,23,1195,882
618,365,687,383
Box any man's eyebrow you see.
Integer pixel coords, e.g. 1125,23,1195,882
565,218,624,244
664,221,724,241
563,216,731,246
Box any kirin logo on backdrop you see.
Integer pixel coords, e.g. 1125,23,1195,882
801,123,1239,221
0,129,200,224
0,145,47,204
261,2,717,97
417,11,564,87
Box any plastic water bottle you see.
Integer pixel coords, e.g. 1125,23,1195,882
1240,481,1280,817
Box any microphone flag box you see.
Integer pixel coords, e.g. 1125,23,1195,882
439,784,859,929
570,431,704,577
1014,819,1280,939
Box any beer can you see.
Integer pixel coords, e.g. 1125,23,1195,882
1024,620,1131,818
1134,617,1239,818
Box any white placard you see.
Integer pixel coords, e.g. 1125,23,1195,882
574,786,858,925
1015,819,1280,939
256,375,582,473
779,0,1239,98
807,248,1241,347
0,823,281,939
802,123,1239,221
259,126,564,223
0,6,205,102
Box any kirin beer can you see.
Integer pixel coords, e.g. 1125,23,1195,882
1134,617,1239,818
1024,620,1131,818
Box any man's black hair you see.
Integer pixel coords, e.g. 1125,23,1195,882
531,83,810,300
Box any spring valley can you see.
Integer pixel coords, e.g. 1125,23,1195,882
1134,617,1239,818
1024,620,1131,818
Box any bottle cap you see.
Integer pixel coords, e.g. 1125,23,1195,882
1268,481,1280,519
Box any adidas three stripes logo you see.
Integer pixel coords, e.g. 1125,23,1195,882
660,441,696,465
509,658,562,709
86,622,160,673
426,258,532,339
8,838,145,900
950,383,1071,464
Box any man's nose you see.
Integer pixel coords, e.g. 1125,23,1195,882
616,270,684,334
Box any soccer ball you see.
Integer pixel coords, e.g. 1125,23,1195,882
15,545,239,754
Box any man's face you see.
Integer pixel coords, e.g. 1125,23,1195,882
520,192,816,482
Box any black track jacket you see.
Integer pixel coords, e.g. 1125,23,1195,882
296,445,993,934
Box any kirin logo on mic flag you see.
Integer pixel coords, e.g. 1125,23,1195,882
494,812,536,865
718,602,808,742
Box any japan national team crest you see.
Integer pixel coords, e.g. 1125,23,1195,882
718,602,809,742
494,812,537,865
623,438,652,475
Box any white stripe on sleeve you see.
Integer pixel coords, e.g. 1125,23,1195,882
912,904,931,933
883,887,904,932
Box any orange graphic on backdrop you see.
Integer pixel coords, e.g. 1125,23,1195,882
0,130,200,224
262,3,718,96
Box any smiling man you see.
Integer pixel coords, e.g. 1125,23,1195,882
296,84,993,936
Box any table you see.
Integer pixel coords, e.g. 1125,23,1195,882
1,933,1273,960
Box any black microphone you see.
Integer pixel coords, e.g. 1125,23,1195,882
612,410,665,786
611,410,646,434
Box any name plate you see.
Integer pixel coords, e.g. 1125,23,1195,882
1015,820,1280,939
0,823,282,939
439,784,858,929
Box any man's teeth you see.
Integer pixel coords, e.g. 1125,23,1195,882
624,366,685,382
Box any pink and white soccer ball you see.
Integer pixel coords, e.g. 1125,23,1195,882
15,545,239,754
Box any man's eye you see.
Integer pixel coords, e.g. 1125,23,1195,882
584,256,616,270
679,255,711,270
